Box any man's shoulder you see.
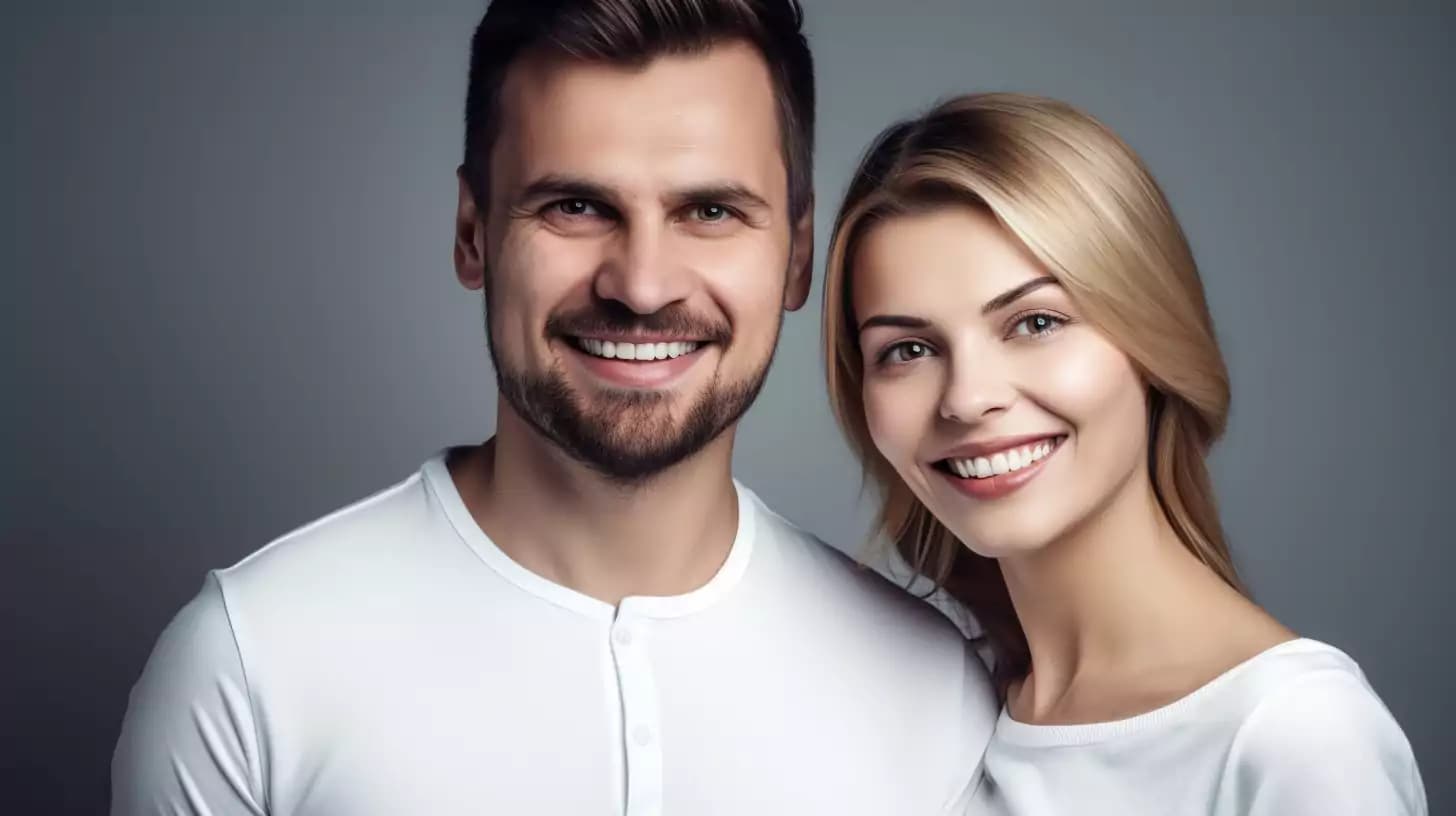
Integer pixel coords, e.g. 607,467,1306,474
215,463,439,599
744,487,1000,768
744,487,968,645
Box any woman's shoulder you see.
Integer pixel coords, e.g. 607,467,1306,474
1218,638,1427,814
1230,639,1407,754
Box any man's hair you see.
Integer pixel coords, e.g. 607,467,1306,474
463,0,815,221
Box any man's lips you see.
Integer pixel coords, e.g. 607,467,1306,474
570,335,707,362
562,335,711,388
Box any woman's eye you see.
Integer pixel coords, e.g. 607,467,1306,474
882,341,933,364
1010,313,1065,338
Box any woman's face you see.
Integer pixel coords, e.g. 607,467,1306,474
852,204,1150,558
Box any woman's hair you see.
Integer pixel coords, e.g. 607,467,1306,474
822,93,1243,694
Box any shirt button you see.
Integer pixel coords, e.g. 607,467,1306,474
614,627,633,647
633,725,653,747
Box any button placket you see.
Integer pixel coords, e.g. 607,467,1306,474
611,611,662,816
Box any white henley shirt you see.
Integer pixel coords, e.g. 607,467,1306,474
112,450,1000,815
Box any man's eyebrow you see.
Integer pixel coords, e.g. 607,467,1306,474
981,276,1059,315
858,314,932,332
672,183,772,213
515,174,617,205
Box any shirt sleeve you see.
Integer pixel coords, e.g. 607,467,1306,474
111,572,267,816
1224,668,1427,816
941,639,1000,815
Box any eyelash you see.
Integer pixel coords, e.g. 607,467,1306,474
543,198,740,224
546,198,613,219
873,310,1070,366
1006,309,1069,340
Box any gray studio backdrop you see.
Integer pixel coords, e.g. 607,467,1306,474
8,4,1453,813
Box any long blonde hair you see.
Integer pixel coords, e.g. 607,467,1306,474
823,93,1243,693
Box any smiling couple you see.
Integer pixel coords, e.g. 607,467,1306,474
112,2,1425,814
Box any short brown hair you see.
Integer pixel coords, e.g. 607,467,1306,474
463,0,815,220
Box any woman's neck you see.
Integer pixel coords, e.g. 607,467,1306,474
998,465,1283,724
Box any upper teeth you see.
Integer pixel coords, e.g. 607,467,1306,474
947,440,1058,479
577,338,699,361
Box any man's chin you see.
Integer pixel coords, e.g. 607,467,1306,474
554,414,720,484
495,357,769,483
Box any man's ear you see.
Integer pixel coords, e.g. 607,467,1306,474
783,198,814,312
454,167,487,291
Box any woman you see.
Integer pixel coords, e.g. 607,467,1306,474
823,93,1426,814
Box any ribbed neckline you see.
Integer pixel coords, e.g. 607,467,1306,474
421,449,757,622
993,638,1344,747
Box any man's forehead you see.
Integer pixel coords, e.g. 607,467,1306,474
492,41,787,201
500,39,774,113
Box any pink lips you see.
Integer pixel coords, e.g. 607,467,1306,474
937,435,1064,501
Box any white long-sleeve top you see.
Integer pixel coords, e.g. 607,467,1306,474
978,638,1426,815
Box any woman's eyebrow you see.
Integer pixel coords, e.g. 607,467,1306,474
857,275,1061,332
981,275,1059,315
857,314,931,332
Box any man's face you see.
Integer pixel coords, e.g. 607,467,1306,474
455,41,811,482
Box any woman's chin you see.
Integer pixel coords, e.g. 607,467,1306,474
939,515,1061,561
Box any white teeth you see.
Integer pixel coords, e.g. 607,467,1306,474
946,438,1060,480
577,339,700,361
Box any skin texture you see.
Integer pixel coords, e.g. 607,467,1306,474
853,205,1289,724
449,41,812,604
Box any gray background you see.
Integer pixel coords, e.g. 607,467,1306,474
7,4,1453,812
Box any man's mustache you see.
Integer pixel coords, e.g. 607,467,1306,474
547,302,731,344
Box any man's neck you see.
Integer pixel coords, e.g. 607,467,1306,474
450,409,741,606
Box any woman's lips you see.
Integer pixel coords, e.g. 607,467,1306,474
935,435,1065,500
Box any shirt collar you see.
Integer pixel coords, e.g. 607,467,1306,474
423,449,757,621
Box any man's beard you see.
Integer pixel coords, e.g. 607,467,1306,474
487,300,780,485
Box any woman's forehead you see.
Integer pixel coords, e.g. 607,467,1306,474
851,205,1055,320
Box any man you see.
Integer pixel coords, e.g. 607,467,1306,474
112,1,997,813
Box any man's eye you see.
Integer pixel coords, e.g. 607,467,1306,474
694,203,731,222
554,199,600,217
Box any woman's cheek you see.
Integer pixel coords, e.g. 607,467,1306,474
864,373,939,472
864,381,914,467
1035,332,1140,420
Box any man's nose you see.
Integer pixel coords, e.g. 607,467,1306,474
593,221,693,315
